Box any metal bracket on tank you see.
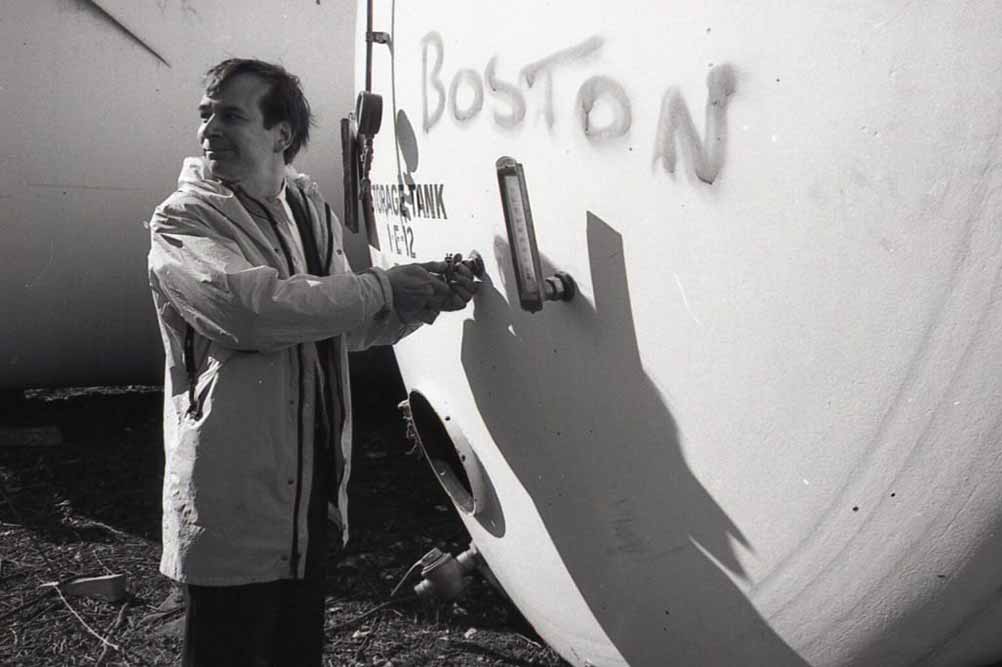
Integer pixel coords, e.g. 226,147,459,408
341,91,383,237
348,0,391,238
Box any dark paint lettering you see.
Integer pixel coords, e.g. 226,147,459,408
405,226,415,257
576,75,632,142
449,68,485,122
520,36,604,128
416,184,426,217
652,64,737,184
423,184,436,219
434,184,447,219
415,33,736,184
421,32,446,132
373,181,445,230
485,55,526,129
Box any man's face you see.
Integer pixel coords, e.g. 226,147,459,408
197,73,290,184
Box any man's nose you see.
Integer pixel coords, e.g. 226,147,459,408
201,114,221,138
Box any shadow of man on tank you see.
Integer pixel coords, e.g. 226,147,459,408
460,213,809,666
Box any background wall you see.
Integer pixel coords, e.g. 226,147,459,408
0,0,362,389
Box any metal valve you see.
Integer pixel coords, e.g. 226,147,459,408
441,250,572,307
413,544,482,601
542,271,576,303
443,251,485,281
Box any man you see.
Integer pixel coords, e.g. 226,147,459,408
146,58,477,666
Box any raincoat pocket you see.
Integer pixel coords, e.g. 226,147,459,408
183,327,234,421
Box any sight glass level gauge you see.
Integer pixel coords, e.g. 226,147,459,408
495,157,575,312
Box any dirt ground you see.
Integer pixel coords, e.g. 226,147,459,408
0,351,567,666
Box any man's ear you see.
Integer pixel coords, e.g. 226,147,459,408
275,122,293,154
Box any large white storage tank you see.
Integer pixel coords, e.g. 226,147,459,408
353,2,1002,665
1,1,359,389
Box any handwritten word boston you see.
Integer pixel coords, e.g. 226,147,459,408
421,33,737,185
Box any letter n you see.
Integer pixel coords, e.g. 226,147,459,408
652,64,737,185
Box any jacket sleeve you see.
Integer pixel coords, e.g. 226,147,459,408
343,264,423,351
148,202,391,352
303,189,423,351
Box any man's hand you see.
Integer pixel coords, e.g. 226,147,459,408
422,259,479,312
385,261,477,324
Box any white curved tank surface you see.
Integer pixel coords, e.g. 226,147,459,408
1,0,359,389
354,2,1002,665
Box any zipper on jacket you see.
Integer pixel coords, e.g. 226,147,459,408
183,325,204,420
269,206,306,578
290,345,306,577
236,188,307,579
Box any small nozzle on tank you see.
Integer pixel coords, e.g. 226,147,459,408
413,543,482,602
542,271,575,302
443,251,486,280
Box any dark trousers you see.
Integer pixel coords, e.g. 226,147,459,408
182,576,325,667
183,425,336,667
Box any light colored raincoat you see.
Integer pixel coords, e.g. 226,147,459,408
148,158,416,585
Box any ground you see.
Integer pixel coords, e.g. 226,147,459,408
0,350,567,666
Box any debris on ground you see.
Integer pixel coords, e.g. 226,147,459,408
0,368,567,666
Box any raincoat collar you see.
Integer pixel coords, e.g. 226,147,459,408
174,158,321,255
177,157,315,200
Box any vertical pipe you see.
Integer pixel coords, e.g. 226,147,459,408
365,0,373,92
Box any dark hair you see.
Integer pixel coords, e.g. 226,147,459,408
204,58,314,164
